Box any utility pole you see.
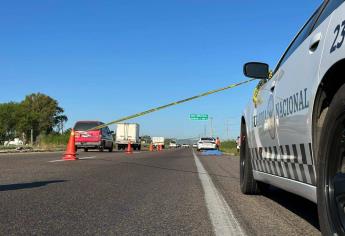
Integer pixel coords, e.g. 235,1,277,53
61,121,64,134
204,124,207,137
226,120,230,140
210,117,213,137
30,129,34,146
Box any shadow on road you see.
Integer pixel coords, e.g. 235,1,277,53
263,186,320,230
0,180,66,192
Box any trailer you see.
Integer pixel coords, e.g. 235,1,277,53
115,123,141,150
152,137,165,149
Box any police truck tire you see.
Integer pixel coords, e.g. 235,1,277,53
240,123,260,195
317,84,345,235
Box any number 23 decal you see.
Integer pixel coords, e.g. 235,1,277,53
331,20,345,53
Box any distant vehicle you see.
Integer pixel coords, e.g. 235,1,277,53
241,2,345,235
197,137,217,151
115,123,141,151
176,144,181,148
152,137,165,149
192,143,198,148
74,121,114,152
169,141,177,148
182,144,190,148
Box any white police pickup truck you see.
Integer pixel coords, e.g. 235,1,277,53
240,1,345,235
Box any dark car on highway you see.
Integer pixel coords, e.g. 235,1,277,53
74,121,114,152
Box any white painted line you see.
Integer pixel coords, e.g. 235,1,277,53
193,150,246,236
78,156,96,160
49,156,96,162
0,151,64,157
49,159,64,163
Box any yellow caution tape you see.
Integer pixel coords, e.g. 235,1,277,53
252,71,272,107
89,78,256,131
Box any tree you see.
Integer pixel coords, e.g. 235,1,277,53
0,93,68,144
18,93,58,139
54,107,68,134
55,115,68,134
16,93,67,142
140,135,151,144
0,102,21,142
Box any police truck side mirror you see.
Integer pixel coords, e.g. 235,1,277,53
243,62,269,79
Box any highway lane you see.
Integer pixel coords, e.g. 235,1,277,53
0,149,321,235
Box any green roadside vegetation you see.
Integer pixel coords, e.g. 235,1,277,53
0,132,70,152
37,131,71,149
0,93,69,151
0,145,18,150
220,140,239,156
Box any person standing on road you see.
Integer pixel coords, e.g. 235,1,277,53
216,137,221,150
236,136,240,153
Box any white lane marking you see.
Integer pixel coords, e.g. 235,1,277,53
49,156,96,162
0,151,63,155
79,156,96,160
193,150,246,236
49,159,64,163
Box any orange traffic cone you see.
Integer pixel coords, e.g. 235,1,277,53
126,141,133,154
63,129,78,161
149,143,154,152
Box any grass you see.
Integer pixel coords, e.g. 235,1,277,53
0,145,18,150
220,140,239,156
0,133,70,152
37,133,70,149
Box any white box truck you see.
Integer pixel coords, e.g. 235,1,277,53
116,123,141,150
152,137,165,149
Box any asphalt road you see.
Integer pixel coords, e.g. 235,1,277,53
0,148,321,235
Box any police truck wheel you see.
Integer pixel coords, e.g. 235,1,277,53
240,123,260,194
318,84,345,235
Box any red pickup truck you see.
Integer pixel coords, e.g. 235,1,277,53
74,121,114,152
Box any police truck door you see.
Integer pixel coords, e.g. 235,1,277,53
273,2,336,185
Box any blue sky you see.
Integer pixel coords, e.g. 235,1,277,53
0,0,321,139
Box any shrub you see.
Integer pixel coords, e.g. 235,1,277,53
220,140,239,155
38,133,70,148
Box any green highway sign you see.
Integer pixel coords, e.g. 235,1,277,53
190,114,208,121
